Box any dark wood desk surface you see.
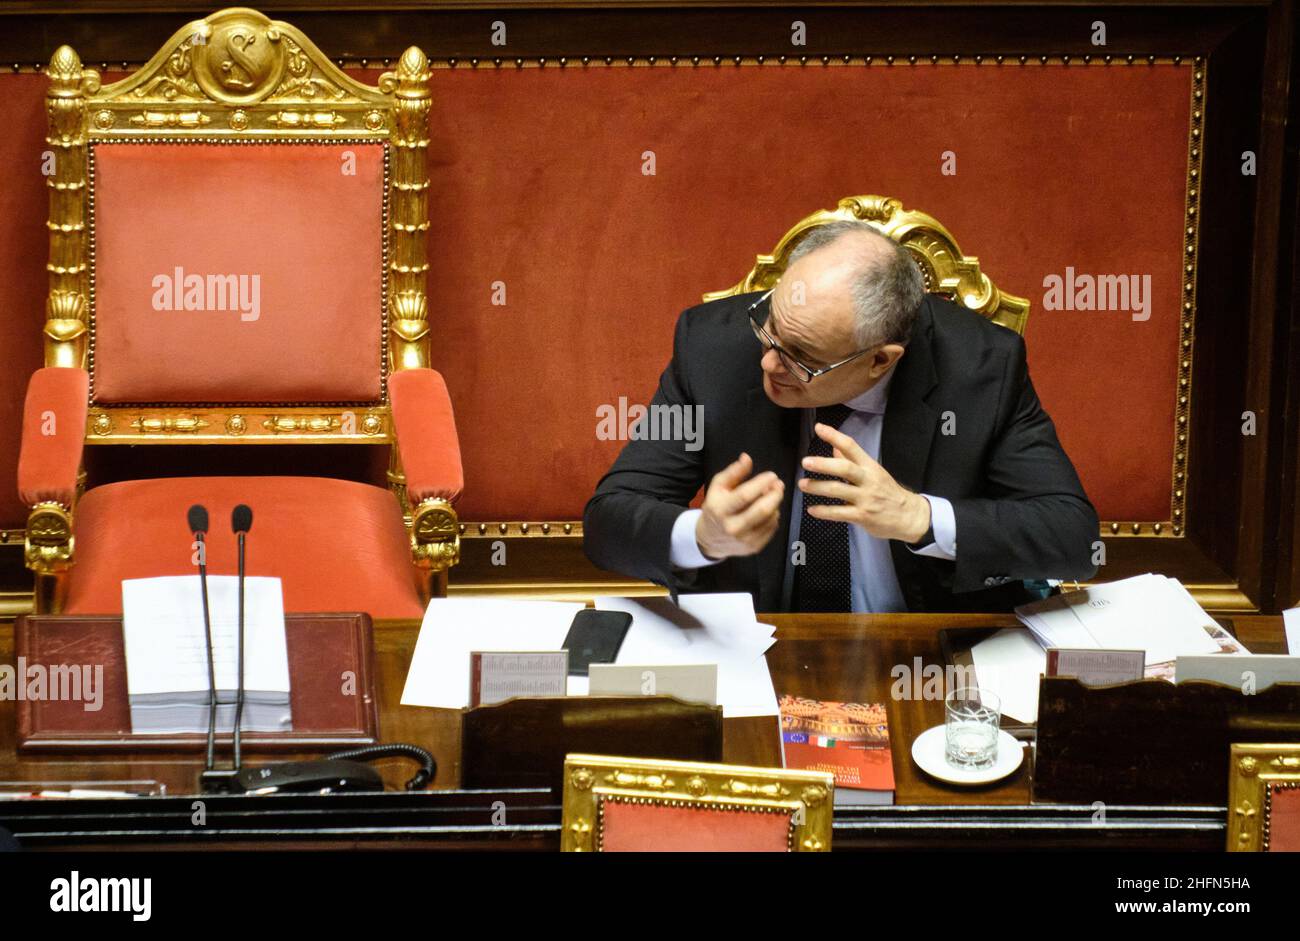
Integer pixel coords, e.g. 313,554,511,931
0,612,1287,849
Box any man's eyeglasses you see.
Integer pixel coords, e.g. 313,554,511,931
747,289,876,384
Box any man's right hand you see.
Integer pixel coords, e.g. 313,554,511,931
695,452,785,560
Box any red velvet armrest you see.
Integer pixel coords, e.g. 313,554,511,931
17,367,89,507
388,368,464,503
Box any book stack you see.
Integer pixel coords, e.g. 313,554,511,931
122,575,293,735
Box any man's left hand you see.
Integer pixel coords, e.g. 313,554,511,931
799,421,931,543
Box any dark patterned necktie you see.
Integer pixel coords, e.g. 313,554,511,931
792,403,854,613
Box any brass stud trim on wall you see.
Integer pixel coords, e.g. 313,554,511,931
460,522,581,538
3,53,1207,75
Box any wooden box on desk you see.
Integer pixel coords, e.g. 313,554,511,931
13,613,379,752
461,695,723,791
1033,675,1300,805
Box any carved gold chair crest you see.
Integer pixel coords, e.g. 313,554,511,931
561,754,834,852
706,194,1029,336
22,7,462,615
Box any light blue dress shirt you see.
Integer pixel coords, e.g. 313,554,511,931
669,366,957,613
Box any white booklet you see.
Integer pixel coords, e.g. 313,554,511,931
121,575,292,735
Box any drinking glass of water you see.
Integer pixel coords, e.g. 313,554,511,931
944,687,1001,770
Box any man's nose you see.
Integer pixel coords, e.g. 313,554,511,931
760,347,784,374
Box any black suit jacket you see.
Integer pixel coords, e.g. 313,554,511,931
583,292,1100,613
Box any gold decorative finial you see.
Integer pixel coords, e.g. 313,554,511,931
48,45,81,79
46,45,100,97
398,46,430,82
381,46,431,97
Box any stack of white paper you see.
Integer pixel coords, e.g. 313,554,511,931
971,574,1244,724
400,594,777,718
400,597,585,708
1014,573,1224,666
594,594,778,718
122,575,292,735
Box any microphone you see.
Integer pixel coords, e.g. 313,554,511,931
195,501,435,796
231,505,253,771
187,505,219,774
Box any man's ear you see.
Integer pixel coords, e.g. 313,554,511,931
869,343,906,378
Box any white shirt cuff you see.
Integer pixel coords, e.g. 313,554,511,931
669,508,722,569
909,494,957,561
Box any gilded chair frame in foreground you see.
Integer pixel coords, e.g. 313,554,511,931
561,753,835,852
1227,742,1300,851
28,7,458,611
706,194,1030,336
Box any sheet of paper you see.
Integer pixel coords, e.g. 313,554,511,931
121,575,289,696
1285,608,1300,655
970,628,1047,724
589,663,718,705
595,594,778,717
400,597,584,708
596,595,774,662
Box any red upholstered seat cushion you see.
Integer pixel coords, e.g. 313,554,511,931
63,476,424,620
1268,785,1300,852
599,799,793,852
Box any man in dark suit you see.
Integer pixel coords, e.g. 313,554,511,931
584,221,1099,612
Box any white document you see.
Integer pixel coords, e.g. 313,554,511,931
594,594,778,718
400,597,584,709
970,628,1047,724
121,575,290,697
1016,574,1220,666
1285,608,1300,655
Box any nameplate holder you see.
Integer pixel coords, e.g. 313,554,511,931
588,663,718,706
469,651,568,707
1045,648,1145,686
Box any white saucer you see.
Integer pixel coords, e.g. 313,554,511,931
910,725,1025,785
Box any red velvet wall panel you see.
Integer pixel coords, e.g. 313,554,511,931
415,62,1189,522
0,62,1191,530
0,75,53,531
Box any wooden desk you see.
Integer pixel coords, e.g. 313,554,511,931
0,612,1287,850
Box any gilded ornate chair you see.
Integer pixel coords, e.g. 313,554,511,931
705,194,1029,336
1226,743,1300,852
17,8,462,618
561,754,834,852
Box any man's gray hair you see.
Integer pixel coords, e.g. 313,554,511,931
786,220,926,347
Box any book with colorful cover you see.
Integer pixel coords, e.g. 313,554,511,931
778,695,895,805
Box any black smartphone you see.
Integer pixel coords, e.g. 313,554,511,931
562,609,633,676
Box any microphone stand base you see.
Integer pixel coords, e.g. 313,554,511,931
199,769,245,794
